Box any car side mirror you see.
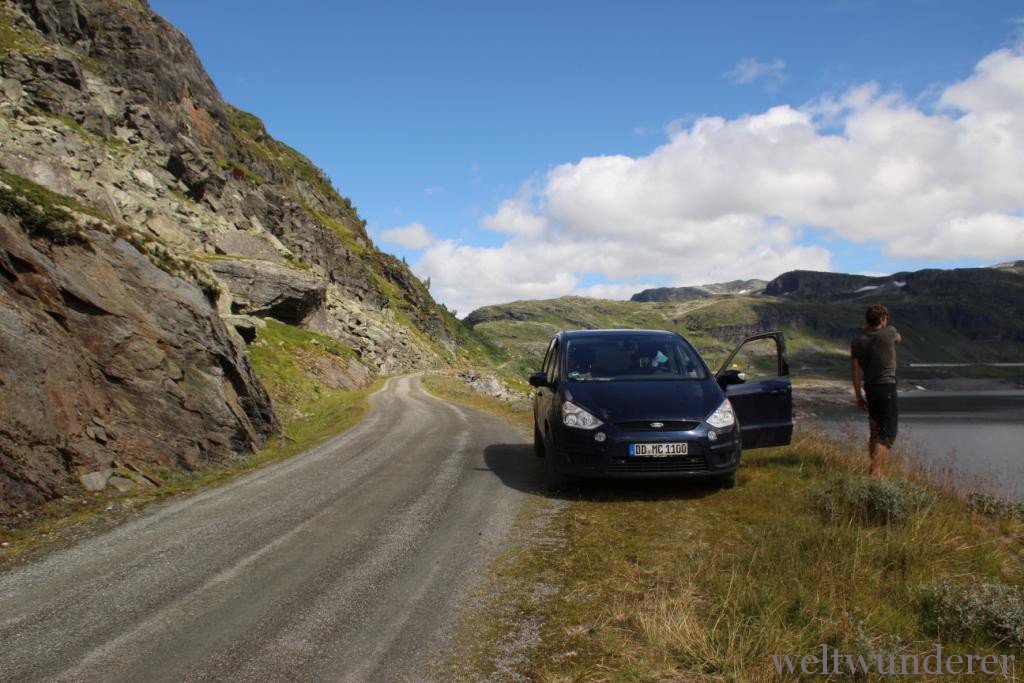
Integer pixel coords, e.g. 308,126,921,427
717,369,746,386
528,372,549,388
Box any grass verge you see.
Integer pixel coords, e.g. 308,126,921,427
421,370,532,431
434,390,1024,681
0,321,382,572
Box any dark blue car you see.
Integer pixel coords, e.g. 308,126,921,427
529,329,793,490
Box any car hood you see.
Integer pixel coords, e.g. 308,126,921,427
564,378,723,424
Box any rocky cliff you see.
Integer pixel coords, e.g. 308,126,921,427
0,0,469,515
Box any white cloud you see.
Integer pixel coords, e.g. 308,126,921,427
423,186,443,197
573,282,660,301
481,194,549,237
415,46,1024,316
725,57,787,90
379,222,435,250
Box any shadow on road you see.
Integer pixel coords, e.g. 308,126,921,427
482,443,722,503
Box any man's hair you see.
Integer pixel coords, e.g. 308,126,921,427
865,304,889,327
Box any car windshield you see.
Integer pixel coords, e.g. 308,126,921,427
564,335,708,381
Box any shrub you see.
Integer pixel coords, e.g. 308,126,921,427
917,580,1024,647
966,493,1024,522
0,179,79,243
812,477,932,525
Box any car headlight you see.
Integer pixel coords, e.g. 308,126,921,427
562,401,603,429
705,399,736,429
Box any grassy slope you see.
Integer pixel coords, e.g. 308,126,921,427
468,295,834,381
428,387,1024,682
467,292,1024,386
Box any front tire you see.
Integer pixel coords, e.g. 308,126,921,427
542,430,566,493
533,425,544,458
717,472,737,489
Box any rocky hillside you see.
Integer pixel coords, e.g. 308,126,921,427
0,0,487,516
466,265,1024,381
630,279,767,302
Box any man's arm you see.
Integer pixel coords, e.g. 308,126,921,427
851,356,867,409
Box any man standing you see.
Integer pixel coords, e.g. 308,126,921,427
851,304,902,477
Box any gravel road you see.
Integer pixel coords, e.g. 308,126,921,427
0,375,540,682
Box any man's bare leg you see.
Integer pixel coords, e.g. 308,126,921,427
869,442,889,477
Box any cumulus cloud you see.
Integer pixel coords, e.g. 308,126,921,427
379,222,435,250
414,46,1024,316
725,57,787,90
481,196,549,237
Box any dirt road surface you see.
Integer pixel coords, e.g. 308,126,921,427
0,375,539,682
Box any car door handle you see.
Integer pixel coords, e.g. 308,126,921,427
768,389,787,395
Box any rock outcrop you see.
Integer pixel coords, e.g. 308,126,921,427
207,258,327,326
0,0,458,371
0,0,477,515
630,279,768,302
0,214,277,516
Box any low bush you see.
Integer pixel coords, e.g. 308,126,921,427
967,492,1024,521
812,476,932,525
917,580,1024,647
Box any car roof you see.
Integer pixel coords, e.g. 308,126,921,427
560,329,678,340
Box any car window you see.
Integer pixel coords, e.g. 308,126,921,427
565,335,707,381
540,338,556,377
546,341,560,381
723,336,782,380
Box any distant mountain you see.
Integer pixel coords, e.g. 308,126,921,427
993,260,1024,276
631,279,767,302
466,265,1024,382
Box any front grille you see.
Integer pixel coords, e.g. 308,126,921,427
616,420,699,432
606,454,709,472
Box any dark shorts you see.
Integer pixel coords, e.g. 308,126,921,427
865,383,898,447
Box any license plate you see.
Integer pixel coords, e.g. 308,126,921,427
629,442,688,458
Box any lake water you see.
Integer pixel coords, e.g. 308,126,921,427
804,390,1024,500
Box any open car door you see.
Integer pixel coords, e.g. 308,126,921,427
716,332,793,449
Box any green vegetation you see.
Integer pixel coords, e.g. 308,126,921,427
0,168,114,243
421,371,531,430
227,105,359,217
968,493,1024,522
247,318,365,425
0,8,49,55
441,419,1024,681
917,580,1024,648
812,476,933,526
465,288,1024,388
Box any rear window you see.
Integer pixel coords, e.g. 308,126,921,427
564,335,707,381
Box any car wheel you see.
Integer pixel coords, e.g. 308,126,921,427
543,430,566,493
717,472,737,489
533,425,544,458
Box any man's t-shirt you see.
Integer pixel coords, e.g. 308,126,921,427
851,326,899,385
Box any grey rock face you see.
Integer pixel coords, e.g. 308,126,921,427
0,215,278,516
0,0,466,516
207,258,326,326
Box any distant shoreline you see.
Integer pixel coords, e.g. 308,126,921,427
794,376,1024,417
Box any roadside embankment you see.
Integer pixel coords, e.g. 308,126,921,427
429,371,1024,681
0,321,382,571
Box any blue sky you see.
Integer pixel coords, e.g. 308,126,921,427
151,1,1024,313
